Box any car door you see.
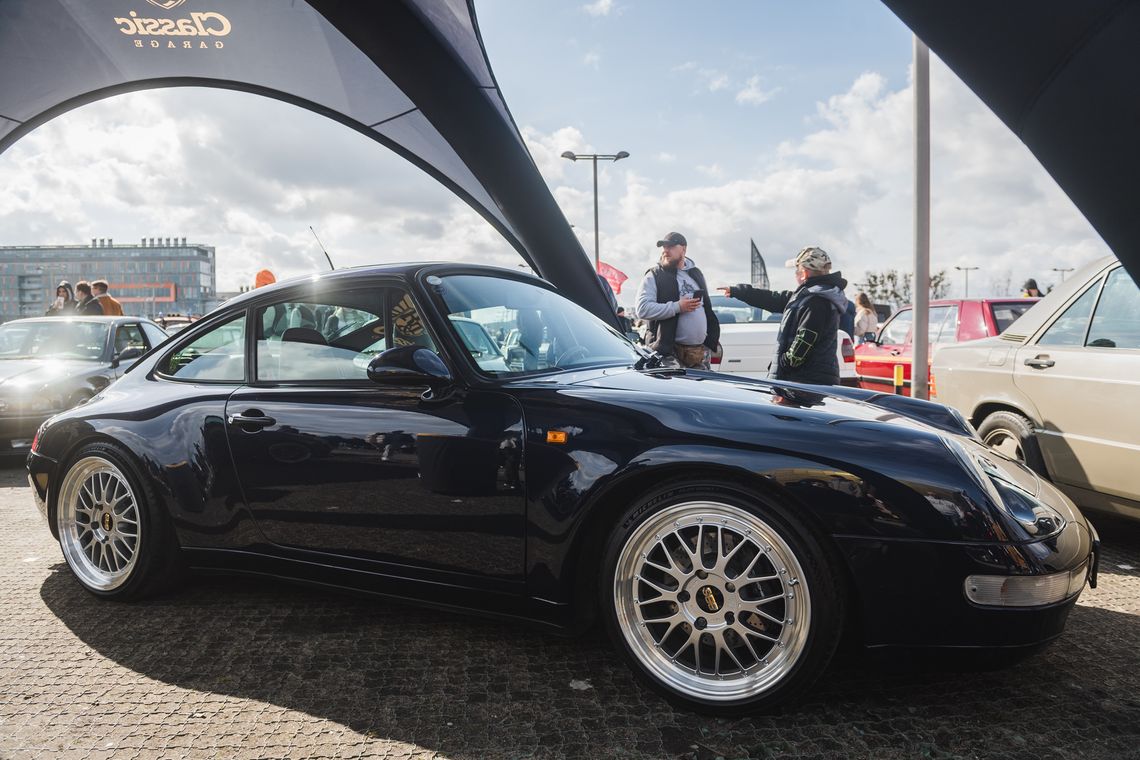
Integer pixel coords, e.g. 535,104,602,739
223,282,526,587
855,307,912,391
1013,266,1140,500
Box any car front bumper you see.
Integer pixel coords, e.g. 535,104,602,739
839,514,1097,650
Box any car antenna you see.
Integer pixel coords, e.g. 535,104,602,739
310,225,335,270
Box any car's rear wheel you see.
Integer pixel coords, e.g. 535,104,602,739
601,481,843,714
978,411,1047,475
55,442,180,600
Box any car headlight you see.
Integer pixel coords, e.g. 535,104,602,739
942,437,1065,540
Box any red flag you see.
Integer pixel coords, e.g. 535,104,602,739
598,261,629,295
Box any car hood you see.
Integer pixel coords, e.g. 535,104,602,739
534,365,973,438
0,358,98,388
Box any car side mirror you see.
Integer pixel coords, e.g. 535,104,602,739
111,346,145,367
367,345,452,387
862,331,879,345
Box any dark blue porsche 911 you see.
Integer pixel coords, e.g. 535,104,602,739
27,263,1098,714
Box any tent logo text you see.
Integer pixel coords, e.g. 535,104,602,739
145,0,187,9
114,7,232,48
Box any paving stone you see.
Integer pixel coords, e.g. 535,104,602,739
2,458,1139,759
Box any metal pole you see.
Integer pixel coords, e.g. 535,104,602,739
912,35,931,400
964,268,969,297
592,155,600,273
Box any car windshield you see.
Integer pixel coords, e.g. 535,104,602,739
0,320,108,360
708,295,776,324
433,274,641,375
990,301,1037,334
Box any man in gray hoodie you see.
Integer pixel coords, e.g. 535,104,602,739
719,246,848,385
634,231,720,368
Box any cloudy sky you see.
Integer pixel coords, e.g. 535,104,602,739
0,0,1111,303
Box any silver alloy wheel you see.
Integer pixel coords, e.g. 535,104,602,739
614,500,811,702
56,456,142,591
983,429,1025,463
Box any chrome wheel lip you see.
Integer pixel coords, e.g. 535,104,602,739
614,500,811,702
56,456,141,592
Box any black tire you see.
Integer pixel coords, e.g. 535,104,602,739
53,441,183,600
600,479,844,715
977,411,1047,476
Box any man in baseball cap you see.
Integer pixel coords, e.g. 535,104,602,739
718,245,849,385
634,231,720,368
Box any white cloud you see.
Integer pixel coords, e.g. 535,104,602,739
583,51,601,69
736,75,780,106
581,0,613,17
0,57,1110,303
530,58,1109,301
706,72,730,92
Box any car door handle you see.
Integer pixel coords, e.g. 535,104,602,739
1024,356,1055,369
889,349,901,356
227,412,277,429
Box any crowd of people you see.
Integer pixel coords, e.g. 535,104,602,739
44,279,123,317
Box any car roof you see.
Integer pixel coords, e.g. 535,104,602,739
985,255,1119,340
218,262,550,311
3,316,155,325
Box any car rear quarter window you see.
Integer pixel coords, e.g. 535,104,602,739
160,314,246,381
1086,267,1140,349
990,302,1035,334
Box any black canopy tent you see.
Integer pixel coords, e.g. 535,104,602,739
882,0,1140,287
0,0,618,325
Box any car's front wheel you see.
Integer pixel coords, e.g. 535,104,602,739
978,410,1047,476
55,442,181,600
601,481,843,714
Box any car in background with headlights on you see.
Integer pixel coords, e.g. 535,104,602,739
0,316,167,451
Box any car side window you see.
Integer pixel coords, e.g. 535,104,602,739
161,314,247,381
1086,267,1140,349
114,324,147,354
391,291,437,351
255,289,434,382
1038,280,1101,347
927,306,955,344
879,310,912,345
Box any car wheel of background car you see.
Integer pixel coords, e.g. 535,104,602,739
601,480,843,714
978,411,1047,476
55,442,182,600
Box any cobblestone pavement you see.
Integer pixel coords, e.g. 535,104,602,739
2,456,1138,760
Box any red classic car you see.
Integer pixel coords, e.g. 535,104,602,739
854,298,1039,395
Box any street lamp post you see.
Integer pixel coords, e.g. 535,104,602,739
1051,266,1074,282
560,150,630,272
955,265,979,297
